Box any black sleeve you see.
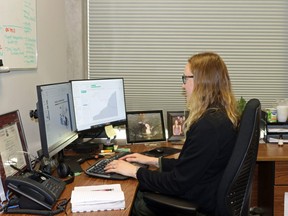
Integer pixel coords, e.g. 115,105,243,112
160,158,177,171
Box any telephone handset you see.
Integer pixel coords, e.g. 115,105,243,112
5,171,66,210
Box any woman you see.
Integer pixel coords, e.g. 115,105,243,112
104,52,239,215
172,118,182,135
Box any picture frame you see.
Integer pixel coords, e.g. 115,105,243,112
126,110,166,144
167,111,188,142
0,110,31,196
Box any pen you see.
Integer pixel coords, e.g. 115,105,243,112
92,189,114,191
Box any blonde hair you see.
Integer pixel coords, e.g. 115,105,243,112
184,52,239,132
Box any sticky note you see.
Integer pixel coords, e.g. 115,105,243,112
105,125,117,139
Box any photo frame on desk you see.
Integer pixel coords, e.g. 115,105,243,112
167,111,188,142
126,110,166,144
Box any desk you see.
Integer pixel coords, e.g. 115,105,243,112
61,144,151,216
63,143,182,216
4,143,286,216
66,143,287,216
253,143,288,216
60,144,288,216
3,143,182,216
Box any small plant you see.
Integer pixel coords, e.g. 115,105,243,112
237,96,247,115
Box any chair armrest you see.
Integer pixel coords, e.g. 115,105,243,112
143,192,198,213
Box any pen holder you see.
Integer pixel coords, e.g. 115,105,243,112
103,138,115,151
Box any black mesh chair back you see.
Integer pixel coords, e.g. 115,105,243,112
216,98,261,216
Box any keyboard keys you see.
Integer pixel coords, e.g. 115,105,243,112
85,152,132,180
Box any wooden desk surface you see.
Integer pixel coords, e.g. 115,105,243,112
257,143,288,161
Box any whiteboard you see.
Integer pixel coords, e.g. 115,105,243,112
0,0,37,70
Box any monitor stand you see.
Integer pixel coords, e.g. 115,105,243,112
58,140,102,173
57,150,83,173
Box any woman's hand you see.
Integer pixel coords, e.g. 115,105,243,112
104,160,140,178
104,153,159,178
120,153,159,167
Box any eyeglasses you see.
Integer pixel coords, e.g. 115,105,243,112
182,75,194,84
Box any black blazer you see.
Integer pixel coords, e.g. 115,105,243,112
136,109,237,214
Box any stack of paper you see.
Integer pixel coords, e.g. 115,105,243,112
71,184,125,212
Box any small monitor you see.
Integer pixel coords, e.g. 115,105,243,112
70,78,127,132
36,82,78,158
0,110,31,198
126,110,166,144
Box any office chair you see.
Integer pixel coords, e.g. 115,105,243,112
143,98,261,216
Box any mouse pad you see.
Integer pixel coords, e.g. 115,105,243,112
141,147,181,158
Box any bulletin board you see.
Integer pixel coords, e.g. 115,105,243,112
0,0,37,70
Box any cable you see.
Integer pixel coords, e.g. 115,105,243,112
4,197,68,215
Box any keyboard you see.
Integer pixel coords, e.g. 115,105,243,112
85,151,133,180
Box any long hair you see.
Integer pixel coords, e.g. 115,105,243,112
184,52,239,132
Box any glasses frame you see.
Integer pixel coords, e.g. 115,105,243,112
182,75,194,84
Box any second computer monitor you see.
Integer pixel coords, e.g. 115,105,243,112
70,78,127,131
36,82,79,158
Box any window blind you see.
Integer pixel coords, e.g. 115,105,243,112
87,0,288,114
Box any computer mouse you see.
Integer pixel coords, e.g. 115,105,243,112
156,148,164,153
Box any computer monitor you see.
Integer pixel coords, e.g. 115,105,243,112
36,82,78,158
70,78,127,134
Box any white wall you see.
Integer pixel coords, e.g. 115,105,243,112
0,0,84,156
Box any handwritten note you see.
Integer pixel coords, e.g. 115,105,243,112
0,0,37,69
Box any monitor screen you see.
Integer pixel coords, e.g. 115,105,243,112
36,82,78,158
70,78,127,131
0,110,31,199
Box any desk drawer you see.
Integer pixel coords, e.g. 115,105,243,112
275,162,288,185
274,185,288,216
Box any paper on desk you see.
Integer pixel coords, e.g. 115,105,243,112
71,184,125,212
